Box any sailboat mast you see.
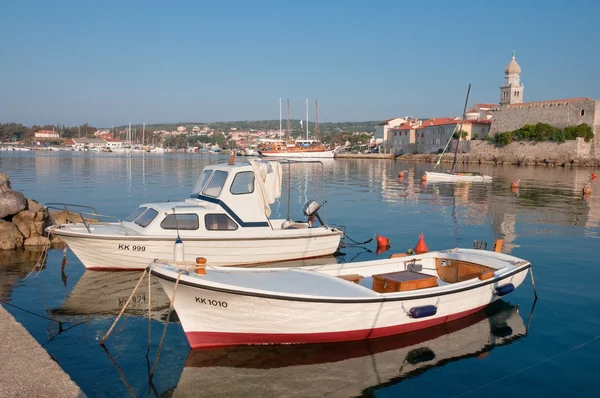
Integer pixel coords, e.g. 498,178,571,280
315,98,319,141
142,122,145,146
286,98,290,141
451,83,471,171
306,98,309,139
279,97,282,140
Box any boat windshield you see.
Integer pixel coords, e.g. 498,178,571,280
192,170,214,194
203,170,228,197
125,206,147,222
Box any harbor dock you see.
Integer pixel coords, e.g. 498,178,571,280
0,305,85,397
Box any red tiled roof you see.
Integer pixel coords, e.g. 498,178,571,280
419,117,460,127
475,103,498,109
506,97,592,108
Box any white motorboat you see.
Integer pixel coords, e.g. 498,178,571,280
173,300,526,397
46,159,343,270
149,247,531,348
425,170,493,182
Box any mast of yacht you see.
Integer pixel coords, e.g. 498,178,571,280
286,98,291,141
315,98,319,141
142,122,145,146
305,98,309,139
279,97,282,140
451,83,471,172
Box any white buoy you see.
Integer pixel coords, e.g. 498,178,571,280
174,236,184,262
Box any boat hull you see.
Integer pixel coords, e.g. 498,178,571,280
153,266,529,348
425,171,493,182
53,230,342,270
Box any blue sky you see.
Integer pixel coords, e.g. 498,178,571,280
1,0,598,127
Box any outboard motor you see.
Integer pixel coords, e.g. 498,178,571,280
303,200,325,226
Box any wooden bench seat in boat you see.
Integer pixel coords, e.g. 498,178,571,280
336,274,364,284
435,258,495,283
371,271,438,293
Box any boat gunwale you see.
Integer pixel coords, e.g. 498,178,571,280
45,224,343,241
148,262,531,304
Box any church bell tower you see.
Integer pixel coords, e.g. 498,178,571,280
500,52,524,105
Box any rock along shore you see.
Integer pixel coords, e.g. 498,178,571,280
0,305,85,397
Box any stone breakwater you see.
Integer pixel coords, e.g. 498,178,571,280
398,140,600,167
0,173,54,250
0,173,84,250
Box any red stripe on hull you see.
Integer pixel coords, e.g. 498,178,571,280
185,305,488,348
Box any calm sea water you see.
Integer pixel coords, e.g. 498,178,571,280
0,152,599,397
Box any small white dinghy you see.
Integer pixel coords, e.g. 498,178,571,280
149,247,531,348
425,170,493,182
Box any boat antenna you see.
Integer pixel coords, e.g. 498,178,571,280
172,207,180,240
286,98,291,141
451,83,471,172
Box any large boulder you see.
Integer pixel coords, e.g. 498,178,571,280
27,198,45,213
24,236,51,246
0,191,27,219
0,172,11,193
0,220,24,250
12,210,46,239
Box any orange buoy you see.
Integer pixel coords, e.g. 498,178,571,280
414,233,429,254
376,245,390,254
421,174,427,183
398,170,405,178
376,235,390,249
583,183,592,195
511,179,520,189
591,172,597,180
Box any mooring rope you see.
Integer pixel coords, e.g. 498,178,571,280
453,334,600,397
100,269,147,345
150,271,182,380
0,298,61,323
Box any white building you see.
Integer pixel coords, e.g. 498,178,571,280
374,117,406,152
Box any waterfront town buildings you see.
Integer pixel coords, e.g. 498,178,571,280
382,53,600,155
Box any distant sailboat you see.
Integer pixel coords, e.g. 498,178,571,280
258,99,340,159
424,84,492,182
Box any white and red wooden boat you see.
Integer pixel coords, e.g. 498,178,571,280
149,247,531,348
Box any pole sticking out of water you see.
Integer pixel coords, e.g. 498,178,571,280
100,269,147,345
530,266,539,299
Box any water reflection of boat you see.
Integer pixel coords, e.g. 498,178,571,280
173,301,526,397
49,271,172,321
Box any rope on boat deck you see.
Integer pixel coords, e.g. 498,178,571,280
100,269,147,345
149,271,183,380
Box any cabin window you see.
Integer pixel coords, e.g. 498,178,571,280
230,172,255,195
205,214,238,230
134,208,158,228
203,170,228,197
160,214,199,230
192,170,214,194
125,207,147,222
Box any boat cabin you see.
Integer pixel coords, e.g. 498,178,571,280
121,160,316,236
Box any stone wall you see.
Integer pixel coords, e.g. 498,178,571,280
490,99,598,135
399,139,600,167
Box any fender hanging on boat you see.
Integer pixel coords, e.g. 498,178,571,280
409,305,437,318
494,283,515,297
